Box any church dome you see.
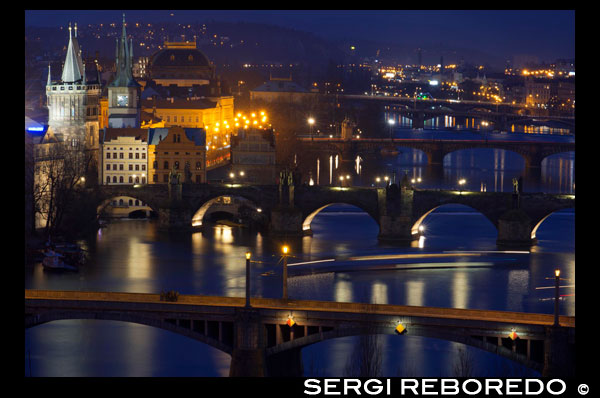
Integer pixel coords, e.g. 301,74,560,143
151,48,211,68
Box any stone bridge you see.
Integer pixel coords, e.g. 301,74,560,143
25,290,575,377
298,137,575,169
95,181,574,247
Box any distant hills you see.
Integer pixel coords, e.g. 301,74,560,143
25,20,507,71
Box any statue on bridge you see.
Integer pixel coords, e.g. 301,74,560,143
169,167,180,185
512,178,519,194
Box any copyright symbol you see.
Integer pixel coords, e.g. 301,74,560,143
578,384,589,395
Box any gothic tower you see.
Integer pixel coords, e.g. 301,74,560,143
108,14,141,128
46,22,101,149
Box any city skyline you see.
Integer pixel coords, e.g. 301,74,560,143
25,10,575,62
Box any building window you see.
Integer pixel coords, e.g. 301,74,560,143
119,199,124,205
106,164,111,170
174,161,179,169
196,174,201,183
112,176,117,183
119,164,124,170
135,177,140,183
119,176,124,183
106,176,110,183
153,161,158,169
135,153,139,159
153,174,158,182
129,199,133,206
129,153,133,159
196,161,202,170
113,164,117,170
135,164,139,171
120,153,124,159
142,164,146,171
129,176,133,184
163,174,169,183
135,200,139,206
164,161,169,169
142,153,146,159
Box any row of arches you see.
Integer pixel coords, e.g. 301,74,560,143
97,194,572,243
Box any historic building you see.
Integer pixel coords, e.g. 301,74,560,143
107,15,142,128
148,40,215,87
99,128,149,185
147,127,207,184
34,22,102,229
230,128,277,184
44,22,101,149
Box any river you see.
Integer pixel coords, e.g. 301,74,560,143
25,127,575,377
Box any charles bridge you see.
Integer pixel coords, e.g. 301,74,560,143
25,289,575,377
96,177,574,247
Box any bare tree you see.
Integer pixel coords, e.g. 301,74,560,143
33,141,96,238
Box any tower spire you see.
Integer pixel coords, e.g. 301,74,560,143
47,63,52,86
61,21,85,83
109,13,138,87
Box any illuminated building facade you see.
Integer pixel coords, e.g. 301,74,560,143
99,128,149,185
147,127,207,184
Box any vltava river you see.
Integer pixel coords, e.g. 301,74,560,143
25,130,574,377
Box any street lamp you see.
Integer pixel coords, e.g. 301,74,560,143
388,118,395,140
245,252,252,307
282,245,289,300
554,269,560,326
308,117,315,141
458,178,466,194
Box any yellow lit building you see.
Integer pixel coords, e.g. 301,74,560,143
147,126,207,184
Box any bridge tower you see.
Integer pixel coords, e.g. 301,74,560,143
340,117,354,141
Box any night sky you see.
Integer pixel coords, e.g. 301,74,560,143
25,10,574,61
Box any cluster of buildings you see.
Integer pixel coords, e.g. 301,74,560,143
28,15,277,229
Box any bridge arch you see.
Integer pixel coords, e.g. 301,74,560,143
530,207,574,240
302,202,379,234
411,203,498,236
268,324,542,373
97,195,158,218
191,194,261,227
26,311,233,355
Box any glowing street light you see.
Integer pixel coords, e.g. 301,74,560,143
554,269,561,326
388,118,395,140
458,178,466,194
308,117,315,141
245,252,252,307
282,245,290,300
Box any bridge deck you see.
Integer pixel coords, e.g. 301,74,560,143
25,289,575,328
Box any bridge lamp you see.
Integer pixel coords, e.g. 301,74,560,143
282,245,289,300
554,268,561,326
308,117,315,141
411,178,416,184
346,175,350,180
229,172,235,179
80,176,85,182
418,225,425,233
239,171,245,176
256,208,262,213
286,314,295,327
417,177,422,183
245,252,252,307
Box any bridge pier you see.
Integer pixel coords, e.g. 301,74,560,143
270,206,304,236
496,209,535,247
157,206,192,230
230,308,268,377
378,215,415,242
266,347,304,377
542,326,575,378
412,111,424,129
